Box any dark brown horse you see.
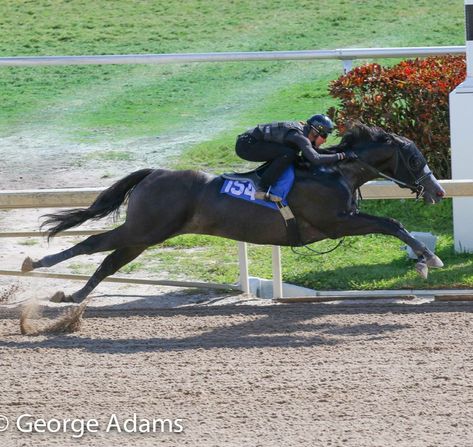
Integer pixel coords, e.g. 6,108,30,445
22,123,446,303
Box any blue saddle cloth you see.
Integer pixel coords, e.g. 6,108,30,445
220,165,295,210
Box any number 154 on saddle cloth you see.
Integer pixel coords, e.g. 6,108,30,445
220,165,295,210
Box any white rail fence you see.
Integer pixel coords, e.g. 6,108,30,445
0,46,465,74
2,180,473,297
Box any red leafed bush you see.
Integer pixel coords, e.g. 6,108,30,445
327,55,466,178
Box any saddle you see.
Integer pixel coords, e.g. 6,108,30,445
222,162,269,185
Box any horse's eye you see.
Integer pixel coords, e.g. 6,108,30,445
409,155,424,171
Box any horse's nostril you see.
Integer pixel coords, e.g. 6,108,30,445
437,190,445,197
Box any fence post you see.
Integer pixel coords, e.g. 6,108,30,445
238,242,250,293
343,59,353,74
272,246,283,299
449,0,473,252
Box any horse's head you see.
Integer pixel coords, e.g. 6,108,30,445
338,123,446,204
389,137,446,204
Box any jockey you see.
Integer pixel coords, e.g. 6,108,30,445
235,114,357,202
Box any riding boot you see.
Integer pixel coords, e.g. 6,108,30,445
256,154,293,202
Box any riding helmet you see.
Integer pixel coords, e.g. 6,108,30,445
307,114,335,137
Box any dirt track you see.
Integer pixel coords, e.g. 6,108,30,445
1,301,473,447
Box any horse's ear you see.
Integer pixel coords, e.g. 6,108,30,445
339,131,354,148
344,120,363,133
340,121,370,147
389,134,408,147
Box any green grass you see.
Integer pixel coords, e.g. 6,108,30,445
1,0,470,289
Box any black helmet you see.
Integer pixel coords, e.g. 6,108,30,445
307,114,334,138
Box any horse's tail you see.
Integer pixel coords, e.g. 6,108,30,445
42,168,154,240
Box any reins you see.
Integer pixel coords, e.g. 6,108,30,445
291,239,344,256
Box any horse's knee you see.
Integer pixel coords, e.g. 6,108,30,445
388,217,406,233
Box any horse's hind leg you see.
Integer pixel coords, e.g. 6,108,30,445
54,245,146,303
22,226,130,272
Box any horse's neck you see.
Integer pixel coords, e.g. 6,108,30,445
338,148,391,191
335,165,364,191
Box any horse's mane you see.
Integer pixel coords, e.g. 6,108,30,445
327,121,407,152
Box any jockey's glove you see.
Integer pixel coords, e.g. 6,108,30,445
339,151,358,161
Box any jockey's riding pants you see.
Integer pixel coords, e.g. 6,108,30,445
235,133,297,188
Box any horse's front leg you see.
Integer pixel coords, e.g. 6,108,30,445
331,212,443,279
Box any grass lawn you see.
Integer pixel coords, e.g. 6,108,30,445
1,0,471,289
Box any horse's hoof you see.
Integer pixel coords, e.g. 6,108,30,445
426,254,444,269
415,262,428,279
50,291,74,303
21,257,34,273
50,291,65,303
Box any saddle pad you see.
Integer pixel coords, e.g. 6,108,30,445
220,165,295,210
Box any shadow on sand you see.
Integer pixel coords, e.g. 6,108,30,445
1,292,472,354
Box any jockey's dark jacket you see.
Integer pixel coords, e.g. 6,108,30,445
247,121,339,165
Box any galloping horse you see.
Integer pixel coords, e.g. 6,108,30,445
22,123,446,303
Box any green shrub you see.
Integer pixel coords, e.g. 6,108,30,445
327,55,466,179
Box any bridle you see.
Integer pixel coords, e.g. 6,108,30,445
353,143,433,200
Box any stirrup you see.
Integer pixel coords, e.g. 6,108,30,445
254,188,283,202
